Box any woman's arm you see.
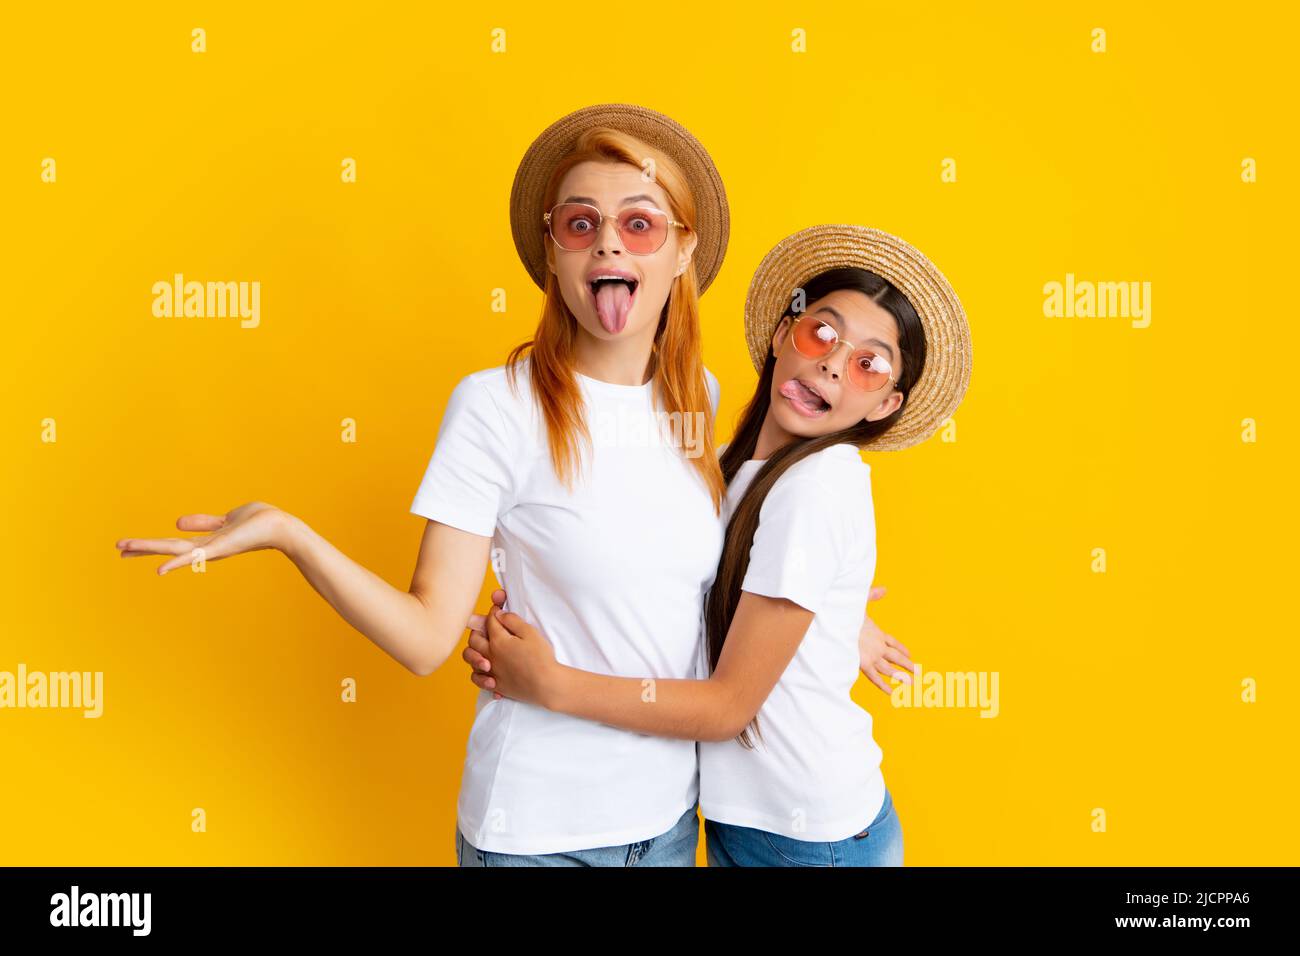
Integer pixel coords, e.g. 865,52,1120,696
476,593,814,742
117,501,491,676
282,513,491,676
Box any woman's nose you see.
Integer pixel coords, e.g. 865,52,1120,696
593,217,625,256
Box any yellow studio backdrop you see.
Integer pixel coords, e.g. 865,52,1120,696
1,2,1295,866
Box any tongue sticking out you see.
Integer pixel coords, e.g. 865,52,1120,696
779,379,829,414
594,282,633,334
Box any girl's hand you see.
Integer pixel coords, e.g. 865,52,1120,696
465,589,507,699
468,607,558,707
115,501,294,575
859,585,916,694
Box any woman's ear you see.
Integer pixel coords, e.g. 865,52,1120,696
675,230,698,277
544,236,556,276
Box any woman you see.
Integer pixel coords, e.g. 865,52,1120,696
467,224,973,866
114,104,733,865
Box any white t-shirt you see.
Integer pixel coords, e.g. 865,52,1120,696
699,442,886,842
410,356,724,855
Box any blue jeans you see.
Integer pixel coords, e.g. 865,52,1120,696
455,802,700,866
705,787,903,866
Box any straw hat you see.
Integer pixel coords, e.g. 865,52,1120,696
744,224,972,451
509,103,730,294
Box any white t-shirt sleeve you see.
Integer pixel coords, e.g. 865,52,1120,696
740,467,860,616
409,374,515,537
705,367,720,418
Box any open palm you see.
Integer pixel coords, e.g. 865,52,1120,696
115,501,288,575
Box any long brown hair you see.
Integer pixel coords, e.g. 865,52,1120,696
705,267,928,748
504,127,726,513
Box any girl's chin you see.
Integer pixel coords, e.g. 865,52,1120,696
773,403,834,436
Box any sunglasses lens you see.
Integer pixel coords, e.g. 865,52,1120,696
790,317,894,391
549,204,672,254
848,351,892,391
549,204,600,250
616,208,669,254
791,317,839,358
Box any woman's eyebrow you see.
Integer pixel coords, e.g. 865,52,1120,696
813,305,896,362
560,194,661,207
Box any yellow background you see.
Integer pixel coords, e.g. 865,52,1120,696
2,2,1295,865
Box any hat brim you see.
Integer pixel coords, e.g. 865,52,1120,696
744,224,972,452
509,103,730,295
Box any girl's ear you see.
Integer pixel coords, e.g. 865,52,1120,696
544,236,556,276
770,315,792,353
865,387,905,423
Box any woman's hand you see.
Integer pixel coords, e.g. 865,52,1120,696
859,585,916,694
115,501,295,575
